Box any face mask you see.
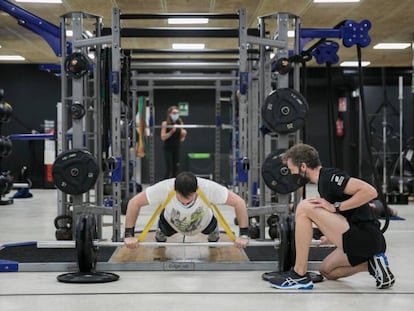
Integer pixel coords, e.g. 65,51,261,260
170,114,179,122
175,197,196,209
291,169,309,187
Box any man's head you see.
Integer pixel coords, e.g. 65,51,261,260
283,143,321,174
175,171,198,197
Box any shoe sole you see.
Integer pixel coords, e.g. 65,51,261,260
270,282,314,290
369,255,395,289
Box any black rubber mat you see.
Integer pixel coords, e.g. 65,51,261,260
0,243,116,263
244,245,335,261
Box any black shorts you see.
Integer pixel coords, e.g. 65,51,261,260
158,210,218,236
342,220,386,266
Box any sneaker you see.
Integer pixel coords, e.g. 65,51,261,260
268,269,314,290
207,226,220,242
368,253,395,289
155,228,167,242
263,270,324,283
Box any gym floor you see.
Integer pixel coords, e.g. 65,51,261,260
0,186,413,311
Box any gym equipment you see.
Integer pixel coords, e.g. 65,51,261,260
57,214,120,283
64,52,90,79
52,149,100,195
261,88,308,134
267,215,279,239
54,215,73,240
261,149,302,194
0,136,12,157
272,57,292,75
311,41,339,65
0,172,13,195
70,102,86,119
0,101,12,123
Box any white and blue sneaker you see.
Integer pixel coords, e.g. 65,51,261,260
268,269,314,290
368,253,395,289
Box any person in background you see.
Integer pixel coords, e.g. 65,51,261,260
161,106,187,179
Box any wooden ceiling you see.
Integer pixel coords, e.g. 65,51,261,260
0,0,413,67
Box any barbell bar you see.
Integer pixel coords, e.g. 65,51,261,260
153,124,233,129
37,238,326,249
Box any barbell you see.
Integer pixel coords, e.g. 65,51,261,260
37,239,327,249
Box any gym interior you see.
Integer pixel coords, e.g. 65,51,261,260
0,0,414,309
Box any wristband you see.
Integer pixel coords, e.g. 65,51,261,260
239,227,249,236
124,227,135,238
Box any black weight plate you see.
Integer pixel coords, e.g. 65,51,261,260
278,218,291,272
76,214,97,273
52,149,99,195
261,149,302,194
261,88,308,134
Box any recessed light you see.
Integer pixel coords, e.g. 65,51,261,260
373,43,411,49
0,55,26,61
172,43,205,50
314,0,360,3
16,0,62,3
168,18,209,25
340,61,370,67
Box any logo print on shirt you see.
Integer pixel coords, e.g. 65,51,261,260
330,174,345,186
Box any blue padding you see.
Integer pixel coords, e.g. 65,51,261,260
112,157,123,182
0,260,19,272
9,133,53,140
9,133,73,140
1,241,36,248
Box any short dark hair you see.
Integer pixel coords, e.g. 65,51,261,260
174,171,198,197
282,143,321,169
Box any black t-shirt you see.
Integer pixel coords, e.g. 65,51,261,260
318,167,376,224
164,123,182,150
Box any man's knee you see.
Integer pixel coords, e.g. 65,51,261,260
295,200,314,216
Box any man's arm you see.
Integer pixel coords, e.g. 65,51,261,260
225,191,249,230
339,177,378,212
124,191,150,248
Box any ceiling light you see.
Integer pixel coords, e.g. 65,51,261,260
0,55,26,61
172,43,205,50
340,61,370,67
313,0,360,3
168,18,209,25
16,0,62,3
373,43,411,49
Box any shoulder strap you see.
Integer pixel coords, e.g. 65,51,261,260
196,189,236,241
138,190,176,242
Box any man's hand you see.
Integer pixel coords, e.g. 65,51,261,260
234,236,249,249
307,197,336,213
124,237,139,249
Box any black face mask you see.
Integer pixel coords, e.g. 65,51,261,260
291,169,309,187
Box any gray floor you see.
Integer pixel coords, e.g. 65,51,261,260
0,188,413,311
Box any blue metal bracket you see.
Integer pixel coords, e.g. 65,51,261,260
300,20,371,49
282,19,372,66
0,0,69,57
311,41,340,65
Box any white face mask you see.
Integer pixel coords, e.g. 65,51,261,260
175,197,196,209
170,114,179,121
